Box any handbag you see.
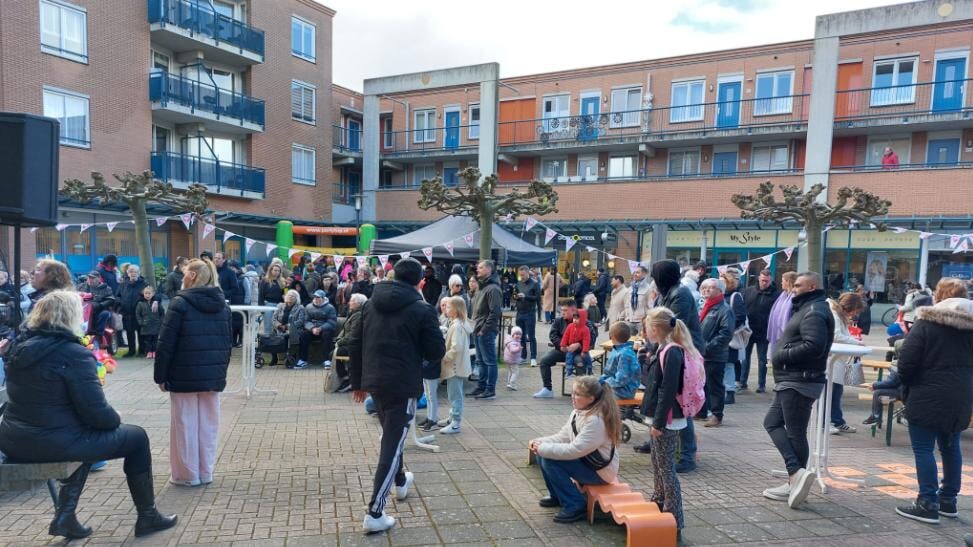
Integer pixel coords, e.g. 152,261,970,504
571,414,615,471
844,356,866,386
323,348,342,393
728,294,751,350
111,312,124,331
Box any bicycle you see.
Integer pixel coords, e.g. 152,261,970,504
881,306,899,327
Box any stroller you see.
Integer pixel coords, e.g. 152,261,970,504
80,293,118,355
254,332,289,368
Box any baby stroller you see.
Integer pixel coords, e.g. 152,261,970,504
80,293,118,355
254,332,289,368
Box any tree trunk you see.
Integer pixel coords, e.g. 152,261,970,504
478,213,493,261
130,200,157,288
805,220,823,275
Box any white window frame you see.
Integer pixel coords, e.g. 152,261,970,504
290,16,316,63
753,70,794,116
870,57,918,106
43,86,90,149
468,103,480,140
865,134,912,165
540,157,568,182
413,109,436,143
610,86,642,128
608,156,637,179
670,80,705,123
750,143,790,172
40,0,87,63
413,164,436,186
291,80,316,125
382,117,393,149
291,144,316,185
542,94,570,133
151,50,170,72
667,147,701,176
577,155,599,181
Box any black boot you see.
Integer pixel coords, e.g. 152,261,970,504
48,463,93,539
126,470,177,537
725,391,736,405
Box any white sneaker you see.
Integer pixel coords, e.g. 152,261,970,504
363,512,396,534
439,423,461,434
200,476,213,485
169,477,201,487
788,468,816,508
762,483,790,501
395,471,414,501
294,359,308,369
829,425,840,435
506,383,518,391
533,387,554,399
530,359,537,367
436,417,452,427
323,360,332,369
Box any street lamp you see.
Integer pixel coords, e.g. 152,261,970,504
354,194,363,253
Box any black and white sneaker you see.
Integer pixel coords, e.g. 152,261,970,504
467,387,485,397
896,501,940,524
475,391,496,400
939,499,958,518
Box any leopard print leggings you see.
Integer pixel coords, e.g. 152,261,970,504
650,428,685,529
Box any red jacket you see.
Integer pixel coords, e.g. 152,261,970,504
560,309,591,353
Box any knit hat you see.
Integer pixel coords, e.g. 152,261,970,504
394,257,423,286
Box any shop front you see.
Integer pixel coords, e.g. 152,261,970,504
925,234,973,287
821,230,920,303
551,231,618,279
657,229,800,286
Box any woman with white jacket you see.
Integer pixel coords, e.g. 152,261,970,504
438,296,473,434
528,376,621,523
828,293,866,434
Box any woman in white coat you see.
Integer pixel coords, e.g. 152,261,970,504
827,293,865,434
438,296,473,434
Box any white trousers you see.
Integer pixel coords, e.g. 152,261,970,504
169,392,220,483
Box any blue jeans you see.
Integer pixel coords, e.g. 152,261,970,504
446,377,464,424
678,419,697,467
741,338,769,389
515,312,537,360
536,456,606,514
723,361,737,392
908,423,962,506
565,351,592,375
475,330,498,392
829,383,846,427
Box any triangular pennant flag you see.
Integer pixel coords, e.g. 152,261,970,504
79,224,91,233
422,247,434,262
544,228,557,246
56,223,67,231
565,238,577,252
378,255,389,268
919,231,933,240
106,222,119,233
951,234,961,248
180,213,193,231
760,254,773,267
310,252,322,262
155,217,168,227
607,253,617,261
29,227,38,233
525,217,538,231
463,232,476,247
287,248,301,259
245,238,256,253
400,251,410,259
202,223,216,239
585,246,596,253
783,246,795,261
869,223,877,229
333,254,344,267
356,255,368,267
823,225,834,233
628,260,639,274
740,260,752,273
892,227,907,234
953,239,969,254
443,241,455,256
266,243,277,257
503,213,513,222
222,230,234,243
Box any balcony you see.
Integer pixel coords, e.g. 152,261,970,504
149,72,264,134
381,123,480,160
833,79,973,132
148,0,264,65
333,124,362,160
151,151,264,199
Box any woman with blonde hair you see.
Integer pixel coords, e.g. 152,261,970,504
259,260,288,335
154,258,231,487
528,376,621,523
0,290,176,539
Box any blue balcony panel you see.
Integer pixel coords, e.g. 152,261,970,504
148,0,264,65
151,152,265,199
149,72,264,134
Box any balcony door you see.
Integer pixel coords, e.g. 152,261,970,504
578,94,600,142
932,57,966,113
716,80,741,128
926,138,960,165
347,119,361,151
444,109,460,150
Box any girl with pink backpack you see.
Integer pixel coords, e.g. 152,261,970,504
641,307,706,537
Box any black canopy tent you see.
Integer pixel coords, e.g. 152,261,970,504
370,216,557,266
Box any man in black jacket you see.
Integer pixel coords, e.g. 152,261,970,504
762,272,834,510
593,268,610,320
532,301,596,399
469,260,503,399
699,277,735,427
348,258,445,534
213,253,239,300
742,269,780,392
513,266,540,367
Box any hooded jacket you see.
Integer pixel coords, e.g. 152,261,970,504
560,309,592,354
472,272,503,333
304,299,337,332
154,286,232,392
771,289,834,383
349,280,446,398
897,298,973,433
0,328,122,461
652,260,705,352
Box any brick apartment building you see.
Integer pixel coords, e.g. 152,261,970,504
0,0,336,274
331,1,973,302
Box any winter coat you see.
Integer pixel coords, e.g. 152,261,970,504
503,335,523,364
273,301,307,345
96,263,118,292
681,273,701,302
541,272,567,313
161,269,184,300
348,280,446,398
725,289,748,330
573,276,592,306
771,289,834,384
700,298,735,363
607,285,630,327
441,318,473,379
561,309,592,354
304,301,337,332
767,291,794,350
0,328,122,462
135,298,164,336
534,407,619,484
352,279,373,299
421,275,443,306
216,264,239,301
601,340,640,399
154,286,231,392
258,279,286,306
643,345,686,428
116,276,147,317
828,298,863,386
744,283,780,340
514,278,541,314
77,281,113,303
896,298,973,433
587,305,602,324
653,260,704,352
335,307,363,372
625,277,655,325
241,271,260,305
472,273,503,334
594,272,611,299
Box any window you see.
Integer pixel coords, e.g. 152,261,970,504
291,144,315,185
291,16,315,62
291,81,315,124
577,156,598,181
40,0,87,62
751,144,789,171
871,57,917,106
43,87,89,148
185,136,235,163
413,110,436,143
153,125,169,152
151,50,169,72
608,156,636,179
670,80,705,123
667,148,700,176
541,158,567,181
542,94,570,132
866,136,911,165
382,117,393,148
754,71,793,115
469,103,480,139
413,164,436,186
610,87,642,128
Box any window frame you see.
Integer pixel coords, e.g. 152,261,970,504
290,16,316,63
870,57,918,106
382,117,393,149
540,157,568,182
413,164,436,186
610,86,642,128
291,80,316,125
43,85,90,149
542,94,571,133
577,155,599,181
667,147,701,177
39,0,88,64
753,70,794,116
468,103,480,140
291,144,316,185
750,143,791,172
865,134,912,165
669,80,705,123
608,155,637,179
413,109,436,144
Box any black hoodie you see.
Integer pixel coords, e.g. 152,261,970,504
349,280,446,399
154,286,232,392
651,260,704,352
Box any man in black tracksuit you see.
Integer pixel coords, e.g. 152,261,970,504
513,265,541,365
762,272,834,509
348,258,445,534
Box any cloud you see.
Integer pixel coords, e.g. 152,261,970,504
671,11,741,34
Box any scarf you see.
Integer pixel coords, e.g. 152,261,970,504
630,278,641,310
700,293,724,320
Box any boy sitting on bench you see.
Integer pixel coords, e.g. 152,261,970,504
599,322,640,400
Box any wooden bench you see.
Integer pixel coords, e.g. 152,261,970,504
862,359,892,381
857,388,898,446
582,483,677,547
558,349,607,396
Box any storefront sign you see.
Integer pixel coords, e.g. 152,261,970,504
850,230,920,249
715,230,777,248
292,226,358,236
943,263,973,280
664,231,708,248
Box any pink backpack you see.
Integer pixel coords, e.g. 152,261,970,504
659,342,706,422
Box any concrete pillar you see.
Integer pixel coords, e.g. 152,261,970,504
649,224,668,264
803,36,839,197
362,94,381,222
918,236,930,289
478,79,498,175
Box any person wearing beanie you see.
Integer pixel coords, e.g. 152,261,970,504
302,290,338,367
348,257,445,534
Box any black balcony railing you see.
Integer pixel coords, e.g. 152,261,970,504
150,72,264,128
382,123,480,155
332,124,362,152
151,152,265,196
148,0,265,58
834,79,972,122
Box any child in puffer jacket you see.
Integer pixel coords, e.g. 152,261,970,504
561,309,592,377
503,326,523,390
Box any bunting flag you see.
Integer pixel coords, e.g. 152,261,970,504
953,239,969,254
443,241,455,256
525,217,538,231
245,238,256,253
422,247,434,262
951,234,961,248
400,251,410,259
760,254,773,267
628,260,639,274
740,260,752,273
179,213,193,231
463,232,476,247
607,253,617,261
29,227,38,233
565,238,577,252
202,223,216,239
919,232,933,240
585,246,596,253
56,224,67,231
892,227,908,234
288,248,301,259
79,223,91,233
378,255,389,268
266,243,277,257
333,254,344,266
222,230,234,243
356,255,368,267
155,217,168,227
310,252,322,262
783,246,795,261
544,228,557,246
106,222,119,233
717,265,728,275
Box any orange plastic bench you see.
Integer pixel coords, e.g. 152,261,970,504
616,391,644,407
582,483,677,547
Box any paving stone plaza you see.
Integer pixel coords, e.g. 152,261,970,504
0,325,969,547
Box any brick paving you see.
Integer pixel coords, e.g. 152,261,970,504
0,325,970,546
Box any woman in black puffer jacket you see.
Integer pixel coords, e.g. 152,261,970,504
154,258,231,488
0,290,176,539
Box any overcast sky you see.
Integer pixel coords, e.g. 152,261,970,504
322,0,908,90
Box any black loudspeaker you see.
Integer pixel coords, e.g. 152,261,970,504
0,112,60,227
